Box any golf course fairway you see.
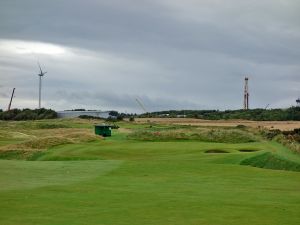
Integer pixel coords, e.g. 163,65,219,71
0,120,299,225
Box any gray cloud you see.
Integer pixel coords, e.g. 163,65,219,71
0,0,299,112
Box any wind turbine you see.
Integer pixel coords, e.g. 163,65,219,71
37,62,47,109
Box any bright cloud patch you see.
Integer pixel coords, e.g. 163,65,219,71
0,39,67,56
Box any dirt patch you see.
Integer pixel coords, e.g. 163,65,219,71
239,149,259,152
205,149,229,153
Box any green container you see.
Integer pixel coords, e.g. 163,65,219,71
95,125,112,137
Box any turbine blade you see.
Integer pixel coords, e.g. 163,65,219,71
37,62,43,74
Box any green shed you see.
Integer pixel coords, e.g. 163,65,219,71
95,125,112,137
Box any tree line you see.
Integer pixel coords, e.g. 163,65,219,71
0,108,57,120
145,107,300,121
1,107,299,121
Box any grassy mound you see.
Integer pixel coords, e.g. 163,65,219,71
0,132,98,151
0,150,45,160
0,129,100,159
240,152,300,172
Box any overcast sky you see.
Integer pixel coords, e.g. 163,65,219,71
0,0,299,113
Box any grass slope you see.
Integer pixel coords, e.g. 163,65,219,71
0,119,300,225
241,152,300,171
0,160,121,191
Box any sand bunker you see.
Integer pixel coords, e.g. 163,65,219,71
238,149,258,152
205,149,229,153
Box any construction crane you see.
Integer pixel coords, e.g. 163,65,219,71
7,88,15,111
264,104,270,110
135,98,147,114
135,97,152,126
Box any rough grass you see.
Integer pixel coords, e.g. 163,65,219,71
127,128,258,143
0,119,102,159
275,134,300,154
0,129,100,154
35,123,69,129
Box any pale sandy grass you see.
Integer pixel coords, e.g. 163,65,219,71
118,128,133,134
135,118,300,131
0,128,100,152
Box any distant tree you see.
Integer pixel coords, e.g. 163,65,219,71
109,111,119,117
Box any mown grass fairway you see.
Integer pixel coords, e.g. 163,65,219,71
0,119,300,225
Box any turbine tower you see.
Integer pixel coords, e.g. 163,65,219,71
37,62,47,109
243,77,249,110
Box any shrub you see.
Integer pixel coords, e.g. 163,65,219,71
260,129,282,140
